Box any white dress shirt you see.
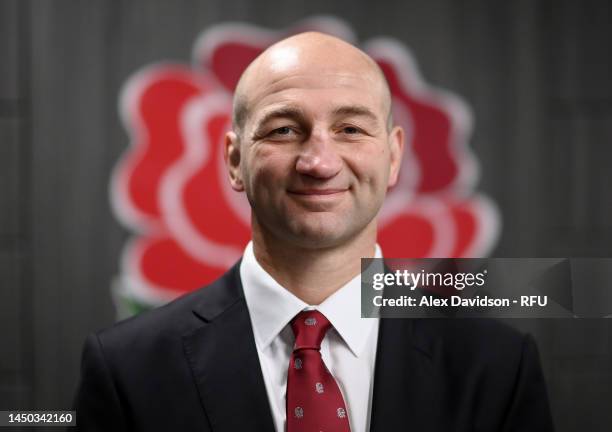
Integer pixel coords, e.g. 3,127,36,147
240,241,381,432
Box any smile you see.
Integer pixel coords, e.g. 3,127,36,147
288,188,348,196
287,189,349,205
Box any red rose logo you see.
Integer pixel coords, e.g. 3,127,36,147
110,17,500,314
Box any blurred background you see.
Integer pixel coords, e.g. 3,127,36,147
1,0,611,430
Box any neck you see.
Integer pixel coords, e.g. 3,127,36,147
251,220,377,305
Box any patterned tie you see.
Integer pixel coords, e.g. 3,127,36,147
286,310,351,431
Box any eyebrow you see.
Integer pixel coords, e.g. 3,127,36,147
331,105,379,123
252,104,382,135
255,107,308,128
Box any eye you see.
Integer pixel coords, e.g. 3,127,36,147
337,124,367,136
271,126,293,136
342,126,360,134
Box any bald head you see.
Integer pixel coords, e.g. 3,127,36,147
232,32,392,135
223,32,405,254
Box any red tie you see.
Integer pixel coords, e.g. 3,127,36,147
286,310,351,431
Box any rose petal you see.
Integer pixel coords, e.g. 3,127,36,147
124,236,228,300
159,93,251,268
112,66,212,232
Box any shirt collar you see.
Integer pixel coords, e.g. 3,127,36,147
240,241,381,358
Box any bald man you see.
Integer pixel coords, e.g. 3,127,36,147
73,33,554,431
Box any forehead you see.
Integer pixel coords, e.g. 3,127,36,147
247,69,387,124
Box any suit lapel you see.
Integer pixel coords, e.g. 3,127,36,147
369,318,446,432
181,262,446,431
182,263,275,432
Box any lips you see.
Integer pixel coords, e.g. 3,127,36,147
289,188,348,195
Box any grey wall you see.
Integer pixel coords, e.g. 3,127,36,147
0,0,611,430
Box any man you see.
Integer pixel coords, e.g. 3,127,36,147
74,32,554,431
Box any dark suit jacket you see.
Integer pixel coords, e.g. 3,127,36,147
73,261,555,431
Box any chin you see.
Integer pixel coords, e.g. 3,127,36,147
284,218,359,249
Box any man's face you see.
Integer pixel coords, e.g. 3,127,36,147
226,42,403,249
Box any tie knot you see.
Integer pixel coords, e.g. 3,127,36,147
290,310,331,351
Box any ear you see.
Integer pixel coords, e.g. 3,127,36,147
224,130,244,192
387,125,405,188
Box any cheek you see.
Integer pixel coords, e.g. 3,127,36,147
346,145,391,186
245,147,294,191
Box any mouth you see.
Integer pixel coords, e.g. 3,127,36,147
288,188,348,196
287,188,349,207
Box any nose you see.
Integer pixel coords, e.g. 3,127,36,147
295,129,342,179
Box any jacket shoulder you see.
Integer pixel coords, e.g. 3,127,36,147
94,261,243,353
414,318,533,376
